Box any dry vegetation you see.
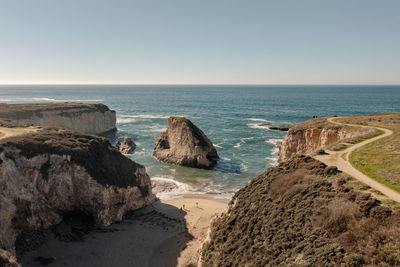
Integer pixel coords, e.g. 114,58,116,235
202,156,400,266
0,127,149,192
336,114,400,192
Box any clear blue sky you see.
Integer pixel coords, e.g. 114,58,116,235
0,0,399,84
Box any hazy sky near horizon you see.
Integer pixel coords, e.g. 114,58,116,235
0,0,399,85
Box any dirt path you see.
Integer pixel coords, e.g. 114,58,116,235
0,127,18,140
314,117,400,202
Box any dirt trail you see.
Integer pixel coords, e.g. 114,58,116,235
315,117,400,202
0,127,18,140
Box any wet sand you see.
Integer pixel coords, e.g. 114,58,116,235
20,195,228,267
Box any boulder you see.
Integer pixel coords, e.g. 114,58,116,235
153,117,219,169
0,127,155,256
116,136,136,154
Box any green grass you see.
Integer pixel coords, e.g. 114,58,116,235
371,189,384,196
350,143,400,193
170,116,190,123
348,130,384,144
329,143,349,151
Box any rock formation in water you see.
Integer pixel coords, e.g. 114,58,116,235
116,136,136,154
153,117,219,169
0,127,155,255
0,249,20,267
278,117,377,162
258,123,291,131
202,156,400,266
0,103,116,135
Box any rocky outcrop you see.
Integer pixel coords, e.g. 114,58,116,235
0,128,155,255
0,249,20,267
278,118,376,162
116,136,136,154
202,156,400,266
0,103,116,135
153,117,219,169
259,124,291,131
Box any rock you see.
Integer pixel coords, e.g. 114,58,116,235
278,118,377,162
0,103,116,135
153,117,219,169
259,123,291,131
116,136,136,154
0,127,155,256
0,249,20,267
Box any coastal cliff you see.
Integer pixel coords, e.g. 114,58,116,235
278,117,377,162
153,117,219,169
0,128,155,256
202,156,400,266
0,103,116,135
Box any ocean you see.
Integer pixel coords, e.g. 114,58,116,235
1,85,400,199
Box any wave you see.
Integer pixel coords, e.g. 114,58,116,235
265,156,278,166
247,118,272,122
214,143,223,148
234,142,241,148
151,176,193,200
265,138,282,146
247,123,269,130
1,97,104,102
116,117,137,124
148,124,167,132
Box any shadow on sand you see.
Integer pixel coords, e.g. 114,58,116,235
19,200,193,267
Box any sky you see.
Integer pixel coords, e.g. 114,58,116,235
0,0,399,85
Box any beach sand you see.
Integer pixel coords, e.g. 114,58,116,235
20,195,228,267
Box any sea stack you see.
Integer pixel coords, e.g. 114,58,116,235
153,116,219,169
116,136,136,154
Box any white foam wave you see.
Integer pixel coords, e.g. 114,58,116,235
1,97,104,102
247,123,269,130
117,117,137,124
151,177,193,200
221,157,231,161
265,156,279,166
247,118,271,122
214,144,222,148
265,138,282,145
148,125,167,132
240,137,254,143
240,163,248,172
234,142,241,148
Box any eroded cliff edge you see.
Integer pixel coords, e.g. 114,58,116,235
202,156,400,266
0,127,155,255
0,103,116,135
278,117,377,162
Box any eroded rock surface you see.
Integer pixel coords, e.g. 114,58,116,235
116,136,136,154
278,117,377,162
0,103,116,135
0,128,155,255
153,117,219,169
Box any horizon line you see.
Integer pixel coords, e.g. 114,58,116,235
0,82,399,86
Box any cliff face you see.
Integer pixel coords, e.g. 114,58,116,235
278,118,375,162
0,128,155,254
153,117,219,169
202,156,400,266
0,103,116,135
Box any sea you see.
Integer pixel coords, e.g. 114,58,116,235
1,85,400,199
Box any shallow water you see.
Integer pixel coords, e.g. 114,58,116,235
1,85,400,197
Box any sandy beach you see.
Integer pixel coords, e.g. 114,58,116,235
20,195,228,267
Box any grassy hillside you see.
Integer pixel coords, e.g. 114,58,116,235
336,114,400,192
202,156,400,266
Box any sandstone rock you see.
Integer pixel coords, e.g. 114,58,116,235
153,117,219,169
0,103,116,135
116,136,136,154
0,127,155,255
0,249,20,267
278,118,376,162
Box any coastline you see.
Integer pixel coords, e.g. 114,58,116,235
20,194,228,267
